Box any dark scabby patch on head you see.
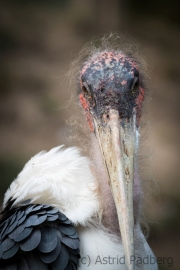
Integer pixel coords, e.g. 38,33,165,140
80,51,144,126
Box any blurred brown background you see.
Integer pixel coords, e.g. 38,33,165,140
0,1,180,269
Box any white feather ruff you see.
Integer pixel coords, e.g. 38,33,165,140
3,146,99,225
77,225,126,270
77,225,157,270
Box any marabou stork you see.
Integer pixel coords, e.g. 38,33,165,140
0,35,158,270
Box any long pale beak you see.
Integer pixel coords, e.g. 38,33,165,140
94,109,136,270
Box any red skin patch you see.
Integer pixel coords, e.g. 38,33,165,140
121,80,127,86
79,93,94,132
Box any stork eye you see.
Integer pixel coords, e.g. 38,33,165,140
134,77,139,87
132,76,139,90
82,83,92,98
82,86,88,94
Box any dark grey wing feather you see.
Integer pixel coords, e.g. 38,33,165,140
17,214,26,226
39,238,61,264
41,204,52,209
0,220,9,237
14,227,33,242
37,227,57,253
58,225,76,236
25,205,35,215
38,215,47,224
46,209,59,215
8,223,26,239
16,210,25,221
61,237,79,249
46,214,59,221
2,242,19,259
20,229,41,251
51,244,69,270
25,214,47,226
37,210,46,215
61,219,71,225
69,232,79,239
0,202,80,269
7,219,19,234
1,237,15,251
24,215,39,227
58,213,69,221
9,214,17,226
31,205,43,212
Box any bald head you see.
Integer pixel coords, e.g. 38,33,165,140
79,51,145,131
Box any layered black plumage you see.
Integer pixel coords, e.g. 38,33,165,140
0,201,80,270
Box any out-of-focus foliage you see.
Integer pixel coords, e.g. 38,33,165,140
126,0,180,25
0,0,72,7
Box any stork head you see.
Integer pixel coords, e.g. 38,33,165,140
79,51,145,270
79,51,144,131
